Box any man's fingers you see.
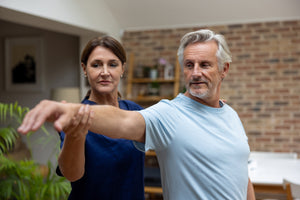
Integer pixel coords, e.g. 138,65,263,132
18,111,34,134
18,100,81,134
18,103,47,134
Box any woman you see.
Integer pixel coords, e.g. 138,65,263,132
57,36,145,200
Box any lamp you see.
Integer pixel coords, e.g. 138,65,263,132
51,87,80,103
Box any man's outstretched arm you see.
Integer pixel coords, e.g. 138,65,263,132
18,100,81,133
18,100,146,143
88,105,146,142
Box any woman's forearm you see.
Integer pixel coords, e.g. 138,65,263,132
58,104,93,182
58,134,86,182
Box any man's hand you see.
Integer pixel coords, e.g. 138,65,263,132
17,100,81,134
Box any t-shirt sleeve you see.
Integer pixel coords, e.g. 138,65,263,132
138,100,177,152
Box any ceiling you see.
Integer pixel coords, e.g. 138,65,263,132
103,0,300,31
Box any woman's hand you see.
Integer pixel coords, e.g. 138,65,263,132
63,105,94,138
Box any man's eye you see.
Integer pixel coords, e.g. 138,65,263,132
201,63,210,68
185,62,193,68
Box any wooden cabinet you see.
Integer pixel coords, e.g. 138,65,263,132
126,53,181,107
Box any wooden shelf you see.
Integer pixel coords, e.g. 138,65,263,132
129,96,173,102
145,150,157,156
144,186,163,194
126,53,181,107
132,78,176,83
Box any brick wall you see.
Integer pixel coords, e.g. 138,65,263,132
122,20,300,155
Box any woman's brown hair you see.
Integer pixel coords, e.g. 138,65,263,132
81,36,126,66
81,36,126,99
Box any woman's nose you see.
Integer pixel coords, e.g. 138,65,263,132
100,65,109,76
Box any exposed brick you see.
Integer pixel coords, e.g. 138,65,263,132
228,24,244,29
265,131,281,136
254,65,271,70
237,54,251,59
275,125,291,130
248,131,262,136
257,114,271,118
274,27,291,33
265,58,280,63
256,137,272,142
284,119,300,124
283,21,298,26
265,21,280,27
283,58,298,63
255,28,271,33
247,23,263,28
274,137,290,142
245,35,260,40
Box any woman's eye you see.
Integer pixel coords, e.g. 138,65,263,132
91,62,101,67
109,62,118,67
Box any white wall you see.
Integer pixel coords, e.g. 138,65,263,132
0,0,124,102
0,19,80,166
0,0,124,166
0,0,121,38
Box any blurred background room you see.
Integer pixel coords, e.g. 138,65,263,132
0,0,299,199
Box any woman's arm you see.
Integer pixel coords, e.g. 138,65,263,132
58,105,93,182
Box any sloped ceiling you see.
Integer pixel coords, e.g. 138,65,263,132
103,0,300,31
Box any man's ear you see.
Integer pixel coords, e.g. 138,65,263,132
221,63,230,80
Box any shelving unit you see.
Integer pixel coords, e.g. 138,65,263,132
126,53,181,107
126,53,181,199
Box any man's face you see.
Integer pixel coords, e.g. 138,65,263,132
183,41,228,106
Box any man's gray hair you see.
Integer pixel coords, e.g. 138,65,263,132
177,29,232,71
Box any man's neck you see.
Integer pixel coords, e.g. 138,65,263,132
184,92,221,108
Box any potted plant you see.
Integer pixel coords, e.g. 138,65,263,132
0,102,71,200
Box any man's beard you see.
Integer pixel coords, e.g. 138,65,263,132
187,86,209,99
186,78,210,99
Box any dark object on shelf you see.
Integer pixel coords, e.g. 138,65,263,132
144,167,162,187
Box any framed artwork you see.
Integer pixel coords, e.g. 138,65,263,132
4,37,44,92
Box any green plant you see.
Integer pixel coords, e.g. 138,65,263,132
0,102,28,155
0,102,71,200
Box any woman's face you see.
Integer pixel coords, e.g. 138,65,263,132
82,46,124,95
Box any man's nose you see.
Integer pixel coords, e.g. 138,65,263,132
192,64,203,76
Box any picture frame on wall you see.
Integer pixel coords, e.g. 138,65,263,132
4,37,44,92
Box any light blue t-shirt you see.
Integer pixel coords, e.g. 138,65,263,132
138,94,250,200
